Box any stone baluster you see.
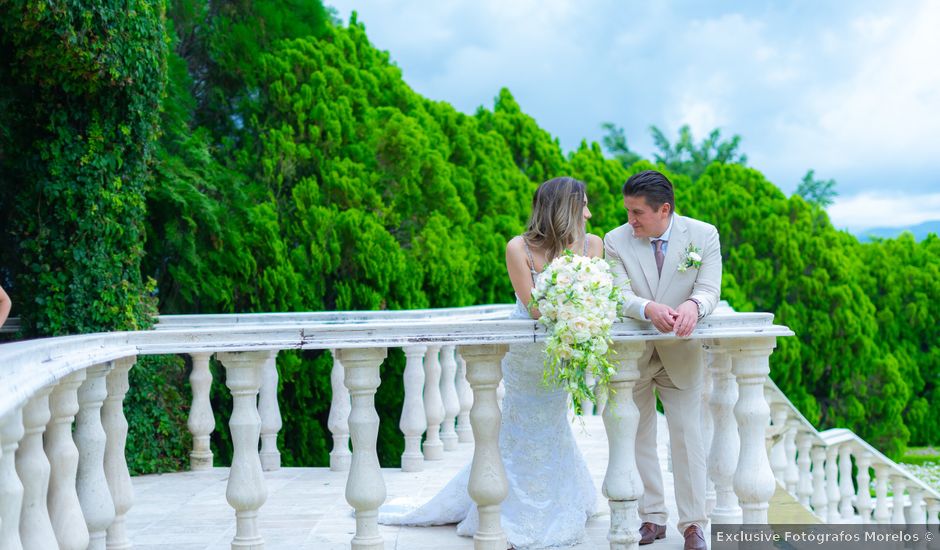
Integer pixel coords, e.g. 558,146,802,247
825,445,840,522
796,434,813,507
459,344,509,550
837,444,854,520
810,446,827,519
76,362,116,550
909,488,926,524
455,351,473,443
338,347,388,550
16,386,57,549
701,360,715,513
769,402,788,485
439,345,460,451
259,351,282,471
327,350,352,471
706,346,741,523
855,450,873,524
217,351,269,549
187,353,215,470
0,407,25,550
400,345,428,472
728,337,778,523
783,419,800,494
926,498,939,524
422,345,445,460
873,464,891,524
891,475,908,524
603,342,646,549
103,356,135,550
46,370,90,549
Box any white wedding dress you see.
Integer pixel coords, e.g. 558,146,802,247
378,295,597,548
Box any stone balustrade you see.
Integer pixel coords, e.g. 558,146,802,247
8,304,933,550
762,382,940,526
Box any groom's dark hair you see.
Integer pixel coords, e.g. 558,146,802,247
622,170,675,213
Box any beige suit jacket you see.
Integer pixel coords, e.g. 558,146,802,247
604,214,722,389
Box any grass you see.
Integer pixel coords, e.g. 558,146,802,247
898,447,940,493
900,446,940,466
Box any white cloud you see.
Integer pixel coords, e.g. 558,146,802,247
668,96,724,137
768,1,940,188
827,192,940,231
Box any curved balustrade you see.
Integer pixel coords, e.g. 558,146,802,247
762,380,940,525
0,305,856,550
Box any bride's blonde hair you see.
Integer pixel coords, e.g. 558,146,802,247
522,176,587,264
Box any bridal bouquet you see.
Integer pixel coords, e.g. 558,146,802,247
530,252,624,414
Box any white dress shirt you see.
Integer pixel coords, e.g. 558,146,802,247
639,215,674,320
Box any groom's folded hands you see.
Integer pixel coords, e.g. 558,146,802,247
644,301,678,333
672,300,699,338
643,300,698,336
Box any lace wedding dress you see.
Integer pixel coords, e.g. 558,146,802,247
378,299,597,549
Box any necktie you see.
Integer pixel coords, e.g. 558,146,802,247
653,239,665,276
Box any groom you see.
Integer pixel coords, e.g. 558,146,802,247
604,170,721,550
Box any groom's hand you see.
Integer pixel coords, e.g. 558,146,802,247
645,302,677,333
673,300,700,337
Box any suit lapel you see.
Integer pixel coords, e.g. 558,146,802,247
656,216,689,302
630,233,659,297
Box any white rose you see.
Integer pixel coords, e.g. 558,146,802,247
689,252,702,262
587,318,601,333
571,317,590,333
540,302,556,318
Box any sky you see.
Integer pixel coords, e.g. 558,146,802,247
326,1,940,232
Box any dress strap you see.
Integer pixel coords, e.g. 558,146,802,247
582,236,588,256
522,239,539,283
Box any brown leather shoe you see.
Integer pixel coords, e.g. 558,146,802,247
683,525,706,550
639,522,666,545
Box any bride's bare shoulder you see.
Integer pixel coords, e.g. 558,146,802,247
586,234,604,257
506,235,527,254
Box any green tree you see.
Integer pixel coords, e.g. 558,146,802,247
649,124,747,180
795,169,838,209
600,122,642,169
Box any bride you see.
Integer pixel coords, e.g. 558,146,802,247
379,176,604,548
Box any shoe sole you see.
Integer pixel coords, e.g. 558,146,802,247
639,532,666,545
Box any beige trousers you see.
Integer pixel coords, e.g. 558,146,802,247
633,358,708,534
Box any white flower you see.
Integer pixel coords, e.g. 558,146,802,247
529,251,628,415
678,243,703,272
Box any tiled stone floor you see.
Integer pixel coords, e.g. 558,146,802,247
127,415,700,549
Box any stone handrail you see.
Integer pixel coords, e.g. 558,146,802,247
0,305,795,549
762,379,940,525
0,306,516,335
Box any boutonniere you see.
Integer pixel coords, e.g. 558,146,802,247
678,243,702,272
